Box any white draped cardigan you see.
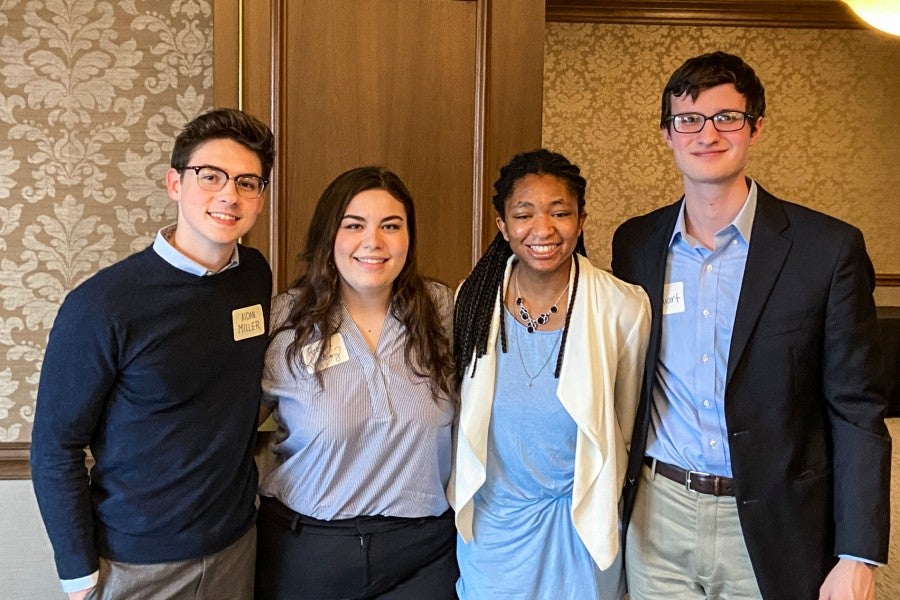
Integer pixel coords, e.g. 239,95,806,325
448,254,651,570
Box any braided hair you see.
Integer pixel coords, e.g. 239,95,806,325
453,149,588,386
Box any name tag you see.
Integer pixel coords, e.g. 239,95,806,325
232,304,265,341
662,282,685,315
301,333,349,373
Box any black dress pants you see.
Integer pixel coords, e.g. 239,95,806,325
255,496,459,600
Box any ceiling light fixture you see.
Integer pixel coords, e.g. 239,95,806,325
843,0,900,36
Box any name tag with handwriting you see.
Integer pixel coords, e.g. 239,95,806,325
301,333,349,373
232,304,265,341
662,282,685,315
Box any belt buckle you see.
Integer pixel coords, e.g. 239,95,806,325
685,469,709,493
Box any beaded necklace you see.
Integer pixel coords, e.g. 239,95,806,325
514,269,569,333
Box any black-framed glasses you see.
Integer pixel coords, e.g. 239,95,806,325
181,165,268,199
668,111,755,134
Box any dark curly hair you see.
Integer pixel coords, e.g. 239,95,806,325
170,107,275,178
276,166,455,400
660,51,765,133
453,149,587,385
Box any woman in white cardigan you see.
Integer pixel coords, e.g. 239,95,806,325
449,149,650,599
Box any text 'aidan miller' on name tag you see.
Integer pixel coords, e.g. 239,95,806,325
232,304,265,341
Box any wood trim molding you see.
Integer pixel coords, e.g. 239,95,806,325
480,0,545,253
877,274,900,287
1,445,96,480
471,0,488,267
545,1,865,29
0,443,31,480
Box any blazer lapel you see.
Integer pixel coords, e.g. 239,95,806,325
642,216,674,321
726,188,791,385
642,202,680,366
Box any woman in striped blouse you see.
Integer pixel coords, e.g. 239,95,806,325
255,166,458,599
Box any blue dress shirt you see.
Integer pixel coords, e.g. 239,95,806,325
646,183,757,478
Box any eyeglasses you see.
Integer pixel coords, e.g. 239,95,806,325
668,111,756,134
181,165,268,199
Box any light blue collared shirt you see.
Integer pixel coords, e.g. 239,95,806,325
59,224,240,594
644,182,879,567
259,286,454,519
646,182,757,478
152,224,240,275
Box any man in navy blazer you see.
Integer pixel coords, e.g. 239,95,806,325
612,51,889,600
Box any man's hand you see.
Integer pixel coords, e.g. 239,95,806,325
819,558,876,600
67,588,95,600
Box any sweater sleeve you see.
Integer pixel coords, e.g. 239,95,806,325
30,290,119,580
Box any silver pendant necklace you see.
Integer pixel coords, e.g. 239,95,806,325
514,317,562,389
514,270,569,333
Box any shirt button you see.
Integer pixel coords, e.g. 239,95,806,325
732,239,738,245
705,264,713,272
709,438,718,448
703,399,711,408
701,353,710,363
702,308,710,317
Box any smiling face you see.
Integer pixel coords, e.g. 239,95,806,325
497,173,585,281
333,189,410,303
166,138,266,270
662,83,763,194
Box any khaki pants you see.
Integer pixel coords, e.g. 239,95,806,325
86,525,255,600
626,464,762,600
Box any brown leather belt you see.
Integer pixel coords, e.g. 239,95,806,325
644,456,735,497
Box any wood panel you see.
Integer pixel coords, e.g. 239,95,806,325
275,0,479,290
216,0,545,290
213,0,239,107
214,0,277,270
238,0,277,272
545,0,864,29
479,0,546,251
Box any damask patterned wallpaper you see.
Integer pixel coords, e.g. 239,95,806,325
2,10,897,444
543,23,899,278
0,0,213,442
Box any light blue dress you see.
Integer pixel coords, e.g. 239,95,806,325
456,311,625,599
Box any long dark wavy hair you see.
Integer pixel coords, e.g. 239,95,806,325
276,166,455,399
453,149,587,386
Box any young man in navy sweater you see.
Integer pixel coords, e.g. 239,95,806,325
31,108,275,600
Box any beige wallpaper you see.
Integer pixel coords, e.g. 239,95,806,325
0,0,213,443
543,23,900,280
2,11,897,444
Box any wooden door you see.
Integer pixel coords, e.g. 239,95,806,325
275,0,477,289
216,0,544,292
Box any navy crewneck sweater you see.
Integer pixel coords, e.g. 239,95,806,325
31,245,271,580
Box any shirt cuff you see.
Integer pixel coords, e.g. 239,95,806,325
60,571,99,593
838,555,884,568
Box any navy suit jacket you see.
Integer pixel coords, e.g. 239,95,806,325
612,184,890,600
